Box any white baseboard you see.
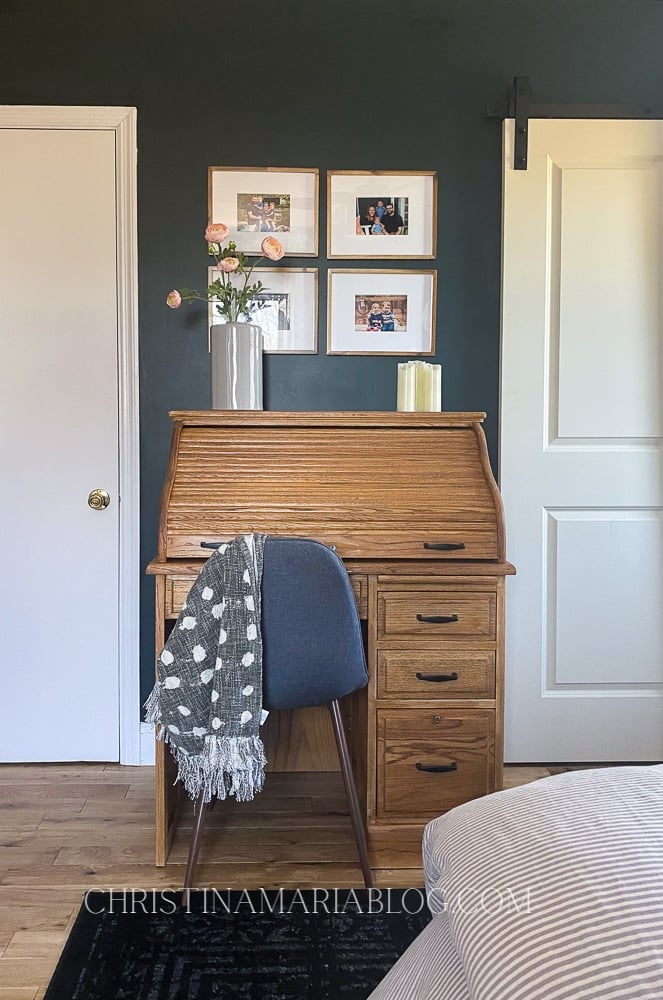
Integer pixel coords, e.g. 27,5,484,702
140,722,156,765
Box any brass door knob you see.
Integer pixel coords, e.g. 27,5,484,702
88,488,111,510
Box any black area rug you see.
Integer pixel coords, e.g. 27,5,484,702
45,889,430,999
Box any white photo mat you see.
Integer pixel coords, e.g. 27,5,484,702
209,266,318,354
327,171,437,259
208,167,319,256
327,269,437,355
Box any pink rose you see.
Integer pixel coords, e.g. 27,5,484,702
205,223,229,244
261,236,284,261
166,289,182,309
220,256,240,273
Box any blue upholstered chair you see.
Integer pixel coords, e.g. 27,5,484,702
184,537,372,889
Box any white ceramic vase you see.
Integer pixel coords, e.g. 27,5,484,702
210,322,263,410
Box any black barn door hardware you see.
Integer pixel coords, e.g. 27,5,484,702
486,76,531,170
487,77,660,171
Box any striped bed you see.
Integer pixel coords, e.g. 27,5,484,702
369,764,663,999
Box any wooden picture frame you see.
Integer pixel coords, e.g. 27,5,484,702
327,170,437,259
327,268,437,355
209,266,318,354
208,167,319,256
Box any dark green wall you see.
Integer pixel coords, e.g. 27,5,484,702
2,0,662,703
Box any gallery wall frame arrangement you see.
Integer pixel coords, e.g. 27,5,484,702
327,170,437,260
209,266,319,354
208,167,319,257
327,268,437,356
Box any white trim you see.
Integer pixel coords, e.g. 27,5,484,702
0,106,141,764
0,104,138,129
114,110,141,765
140,723,156,766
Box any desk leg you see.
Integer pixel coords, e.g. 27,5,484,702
154,574,184,866
155,738,182,866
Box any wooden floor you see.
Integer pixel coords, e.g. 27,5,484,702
0,762,555,998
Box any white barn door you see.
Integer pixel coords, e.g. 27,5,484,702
0,109,139,762
501,118,663,761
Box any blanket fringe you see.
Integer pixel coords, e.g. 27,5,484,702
170,734,267,803
144,686,266,803
144,685,161,730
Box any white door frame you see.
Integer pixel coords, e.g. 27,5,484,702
0,105,141,764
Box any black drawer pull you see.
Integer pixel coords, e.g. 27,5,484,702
416,614,459,624
416,762,458,774
423,542,466,551
416,672,459,683
201,541,224,549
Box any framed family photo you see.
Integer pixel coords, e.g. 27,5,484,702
327,170,437,259
327,269,437,355
209,267,318,354
208,167,319,256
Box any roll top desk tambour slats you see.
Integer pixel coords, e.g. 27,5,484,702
148,411,514,873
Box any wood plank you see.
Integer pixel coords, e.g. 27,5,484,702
0,907,76,936
263,709,340,772
35,817,155,835
55,833,359,867
79,799,154,818
0,766,151,784
0,889,81,938
1,863,371,890
0,813,46,834
0,960,56,990
3,931,67,961
192,812,351,829
0,848,59,869
0,786,129,801
502,765,550,788
372,869,425,889
168,411,487,427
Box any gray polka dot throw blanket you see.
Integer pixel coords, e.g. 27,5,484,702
145,534,267,803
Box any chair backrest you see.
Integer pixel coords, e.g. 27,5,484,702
260,537,369,710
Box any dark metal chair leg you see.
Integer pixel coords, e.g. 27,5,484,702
184,792,211,891
329,699,373,889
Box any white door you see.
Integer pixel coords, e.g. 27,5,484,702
0,125,126,761
501,118,663,762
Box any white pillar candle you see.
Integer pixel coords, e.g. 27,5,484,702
404,362,417,409
397,360,441,411
418,361,436,411
397,363,407,410
432,364,442,411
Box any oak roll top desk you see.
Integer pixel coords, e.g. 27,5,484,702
147,411,515,872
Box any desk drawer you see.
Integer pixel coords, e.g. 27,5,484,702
165,576,197,618
349,575,367,619
165,573,367,620
377,650,496,700
378,591,496,641
376,709,494,819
